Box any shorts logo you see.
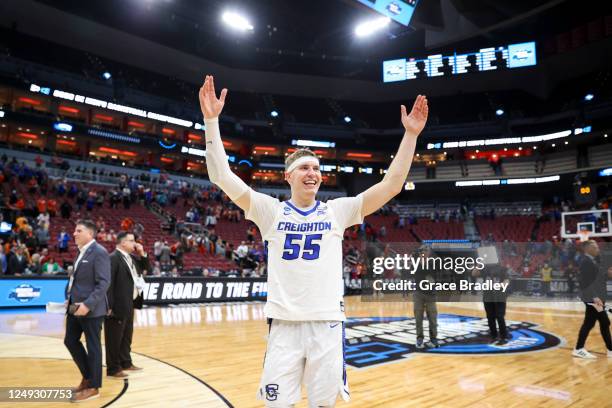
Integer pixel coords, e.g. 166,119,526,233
329,322,340,328
265,384,280,401
344,315,562,368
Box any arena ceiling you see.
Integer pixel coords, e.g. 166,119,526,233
34,0,606,80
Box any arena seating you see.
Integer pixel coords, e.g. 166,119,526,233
475,215,536,242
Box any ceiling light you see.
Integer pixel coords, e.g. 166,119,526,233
355,17,390,37
222,11,254,31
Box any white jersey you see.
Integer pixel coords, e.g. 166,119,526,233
246,191,364,321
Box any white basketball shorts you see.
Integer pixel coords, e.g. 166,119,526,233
257,319,350,407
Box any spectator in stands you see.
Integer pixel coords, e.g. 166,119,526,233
36,197,47,215
76,190,87,210
120,217,134,232
37,211,50,230
60,200,73,219
95,217,105,233
151,262,161,276
225,242,234,261
35,225,50,250
133,222,144,238
159,241,171,267
15,214,29,232
174,242,185,270
47,199,58,217
122,186,131,209
105,229,117,243
208,229,218,253
205,209,216,227
185,208,195,222
236,241,248,266
153,240,163,262
397,216,405,229
28,253,42,275
0,246,6,274
58,227,70,253
42,256,62,274
246,225,256,243
6,245,27,275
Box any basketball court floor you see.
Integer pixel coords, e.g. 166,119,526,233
0,297,610,407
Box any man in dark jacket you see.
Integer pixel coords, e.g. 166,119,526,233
64,219,111,402
412,247,439,349
6,245,28,275
474,263,510,345
105,232,150,378
572,240,612,359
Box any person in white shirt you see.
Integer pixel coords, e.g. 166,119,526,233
199,75,428,407
236,241,249,265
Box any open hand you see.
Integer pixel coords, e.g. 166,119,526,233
401,95,428,136
198,75,227,120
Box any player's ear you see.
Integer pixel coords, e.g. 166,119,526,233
284,171,290,183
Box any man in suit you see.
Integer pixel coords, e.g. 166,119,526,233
63,219,111,402
105,231,150,378
6,245,28,275
473,263,510,345
572,240,612,359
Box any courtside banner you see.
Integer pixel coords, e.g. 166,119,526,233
0,277,68,308
142,277,268,305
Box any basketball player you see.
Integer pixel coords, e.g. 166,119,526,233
199,75,428,407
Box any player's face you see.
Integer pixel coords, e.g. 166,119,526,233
286,159,322,195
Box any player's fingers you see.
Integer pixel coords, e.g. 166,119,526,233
401,104,407,117
220,88,228,104
418,95,425,111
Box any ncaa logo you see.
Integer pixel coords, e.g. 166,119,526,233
9,283,41,303
344,315,562,368
387,2,403,15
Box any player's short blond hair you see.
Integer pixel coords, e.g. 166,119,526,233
285,148,317,172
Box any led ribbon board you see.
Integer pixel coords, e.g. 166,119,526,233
354,0,419,26
383,41,536,83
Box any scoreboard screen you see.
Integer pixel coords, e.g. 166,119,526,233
354,0,419,26
383,41,536,83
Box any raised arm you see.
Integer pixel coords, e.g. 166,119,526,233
199,75,251,211
361,95,428,217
